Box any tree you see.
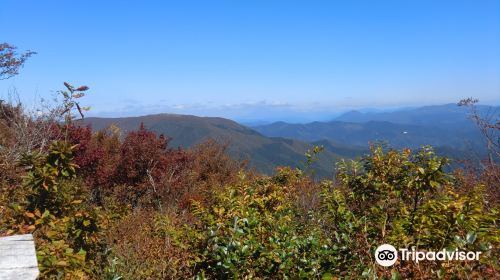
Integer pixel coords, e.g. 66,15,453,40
0,43,36,80
458,98,499,165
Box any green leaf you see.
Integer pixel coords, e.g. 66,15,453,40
466,232,477,244
430,180,439,188
321,272,333,280
437,267,446,278
42,210,50,218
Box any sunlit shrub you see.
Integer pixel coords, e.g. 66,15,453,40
321,145,499,278
106,209,194,280
186,170,334,279
1,141,108,279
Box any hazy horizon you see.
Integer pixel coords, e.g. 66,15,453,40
79,102,499,125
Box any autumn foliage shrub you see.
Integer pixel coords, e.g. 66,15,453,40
114,124,192,208
180,140,244,207
183,169,334,279
61,122,194,209
105,209,195,279
1,141,108,279
320,146,499,279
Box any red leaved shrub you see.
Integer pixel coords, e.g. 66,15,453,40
67,123,195,209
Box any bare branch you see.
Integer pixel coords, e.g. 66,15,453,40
458,98,500,166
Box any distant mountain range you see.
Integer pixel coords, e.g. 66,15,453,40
335,103,497,127
81,104,498,176
252,120,481,150
253,104,498,161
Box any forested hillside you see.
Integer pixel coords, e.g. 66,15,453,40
80,115,367,176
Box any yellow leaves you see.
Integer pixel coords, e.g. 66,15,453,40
56,260,68,267
46,230,58,239
282,215,292,223
274,205,284,212
429,180,440,189
214,207,225,216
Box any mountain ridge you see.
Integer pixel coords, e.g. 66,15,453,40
335,103,499,126
80,114,363,176
252,103,496,161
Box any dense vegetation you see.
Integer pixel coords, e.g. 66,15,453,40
0,45,498,279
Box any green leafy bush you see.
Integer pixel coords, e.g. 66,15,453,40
4,141,108,279
188,170,334,279
321,146,499,279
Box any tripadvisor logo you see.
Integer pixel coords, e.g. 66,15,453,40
375,244,398,266
375,244,482,267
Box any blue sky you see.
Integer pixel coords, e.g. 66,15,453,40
1,0,499,121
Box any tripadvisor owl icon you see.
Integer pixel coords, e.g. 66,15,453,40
375,244,398,266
